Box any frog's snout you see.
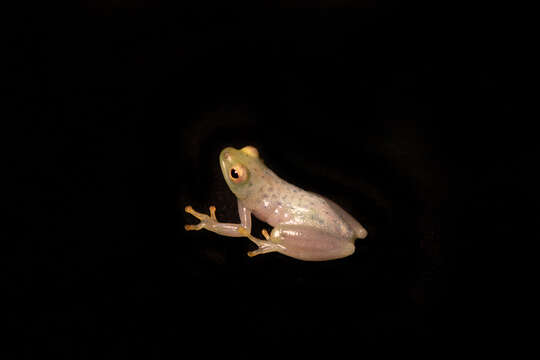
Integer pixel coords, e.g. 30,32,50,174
357,227,368,239
220,147,235,162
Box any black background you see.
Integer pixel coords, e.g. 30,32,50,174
3,0,525,357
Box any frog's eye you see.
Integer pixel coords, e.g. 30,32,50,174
229,164,247,183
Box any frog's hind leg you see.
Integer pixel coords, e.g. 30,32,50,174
237,227,285,257
268,224,356,261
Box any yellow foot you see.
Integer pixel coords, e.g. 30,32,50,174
184,205,217,231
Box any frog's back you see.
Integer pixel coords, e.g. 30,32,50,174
244,172,357,239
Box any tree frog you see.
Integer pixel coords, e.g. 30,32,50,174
185,146,368,261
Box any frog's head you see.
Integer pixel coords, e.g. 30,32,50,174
219,146,263,199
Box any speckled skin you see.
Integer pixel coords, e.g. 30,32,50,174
185,146,367,261
240,167,353,238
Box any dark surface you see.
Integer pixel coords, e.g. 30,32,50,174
3,1,524,357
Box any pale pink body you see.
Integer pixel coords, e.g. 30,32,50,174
185,146,368,261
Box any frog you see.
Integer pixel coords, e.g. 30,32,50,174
185,146,368,261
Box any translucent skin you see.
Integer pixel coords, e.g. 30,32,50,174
185,146,367,261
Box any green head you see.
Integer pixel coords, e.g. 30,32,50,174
219,146,264,199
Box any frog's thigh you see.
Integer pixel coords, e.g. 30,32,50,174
270,225,355,261
323,197,368,239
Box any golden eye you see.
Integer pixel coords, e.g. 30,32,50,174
229,165,247,183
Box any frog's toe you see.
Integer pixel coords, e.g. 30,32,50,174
247,242,283,257
209,205,217,220
185,223,204,231
184,205,197,216
184,205,209,221
247,249,260,257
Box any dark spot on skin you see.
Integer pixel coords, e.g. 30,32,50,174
292,189,297,193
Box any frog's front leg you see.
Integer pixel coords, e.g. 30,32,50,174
185,199,251,237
